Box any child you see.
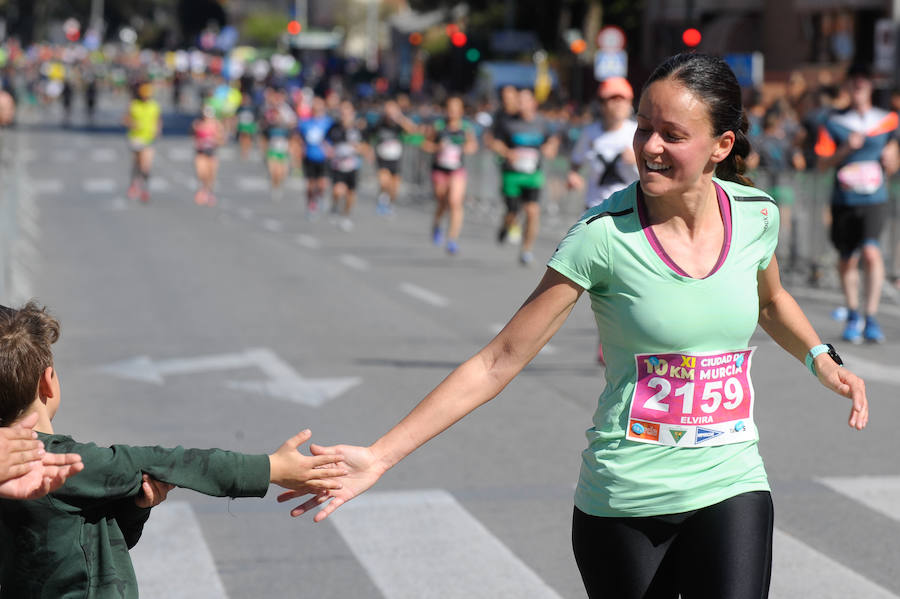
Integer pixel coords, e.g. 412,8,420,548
0,302,345,598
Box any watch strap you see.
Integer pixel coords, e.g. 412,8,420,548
806,344,831,377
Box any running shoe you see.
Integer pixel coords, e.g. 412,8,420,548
508,224,522,244
376,193,390,215
842,311,862,344
194,189,207,205
432,226,443,246
206,193,217,207
139,189,150,204
127,182,140,200
519,251,534,266
863,315,885,343
446,239,459,255
497,225,508,244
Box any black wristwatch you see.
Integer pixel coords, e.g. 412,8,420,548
805,343,842,376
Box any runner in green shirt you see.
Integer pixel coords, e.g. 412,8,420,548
287,54,870,599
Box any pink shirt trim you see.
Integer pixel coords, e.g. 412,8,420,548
637,182,733,279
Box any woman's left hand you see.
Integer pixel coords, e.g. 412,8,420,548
814,357,868,430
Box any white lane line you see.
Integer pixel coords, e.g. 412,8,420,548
296,234,320,249
839,353,898,387
149,178,170,192
83,178,117,193
237,176,270,192
490,323,557,355
818,475,900,525
331,489,563,599
262,218,283,232
771,528,898,599
31,180,64,194
166,147,194,161
400,282,449,308
339,254,369,271
130,501,229,599
90,147,117,162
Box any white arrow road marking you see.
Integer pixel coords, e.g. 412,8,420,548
331,489,564,599
400,282,449,308
98,347,359,407
771,528,899,599
131,501,229,599
818,475,900,525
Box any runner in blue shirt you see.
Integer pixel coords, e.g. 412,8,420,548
298,96,334,216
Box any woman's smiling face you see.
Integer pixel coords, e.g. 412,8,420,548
633,78,733,199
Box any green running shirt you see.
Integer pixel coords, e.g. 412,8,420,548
547,178,779,517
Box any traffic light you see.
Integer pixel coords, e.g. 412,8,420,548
569,39,587,54
450,31,467,47
287,20,302,35
465,48,481,62
682,28,701,47
409,32,423,46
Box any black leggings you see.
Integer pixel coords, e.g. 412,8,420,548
572,491,773,599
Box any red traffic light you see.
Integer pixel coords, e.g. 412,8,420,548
450,31,467,47
409,32,423,46
287,20,302,35
569,39,587,54
682,28,701,47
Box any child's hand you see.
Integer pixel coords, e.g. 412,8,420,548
135,474,175,508
269,430,347,496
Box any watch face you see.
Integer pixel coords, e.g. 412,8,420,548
826,343,844,366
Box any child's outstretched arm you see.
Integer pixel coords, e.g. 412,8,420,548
268,430,346,495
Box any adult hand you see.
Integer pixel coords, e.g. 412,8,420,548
135,474,175,508
847,132,865,150
814,357,868,430
566,171,584,191
277,443,383,522
0,453,84,500
0,412,44,484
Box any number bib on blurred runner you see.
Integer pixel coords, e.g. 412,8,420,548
836,160,883,195
627,348,757,447
377,139,403,161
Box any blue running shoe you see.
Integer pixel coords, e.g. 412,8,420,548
863,315,885,343
842,311,862,344
446,239,458,255
432,226,443,246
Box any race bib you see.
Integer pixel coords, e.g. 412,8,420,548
377,139,403,160
627,348,757,447
332,143,358,172
238,111,254,125
511,147,540,173
837,160,883,194
305,127,325,145
436,142,463,170
269,135,289,152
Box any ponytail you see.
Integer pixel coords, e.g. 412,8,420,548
715,111,754,186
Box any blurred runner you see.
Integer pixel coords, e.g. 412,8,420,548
491,88,560,265
123,82,161,203
368,99,418,215
815,63,898,343
260,86,297,201
235,91,258,160
424,96,478,255
297,96,334,217
325,99,366,231
488,85,521,243
192,105,225,206
568,77,639,210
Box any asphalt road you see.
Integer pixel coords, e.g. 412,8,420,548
2,97,899,599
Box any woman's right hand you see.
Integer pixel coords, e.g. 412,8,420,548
277,443,384,522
